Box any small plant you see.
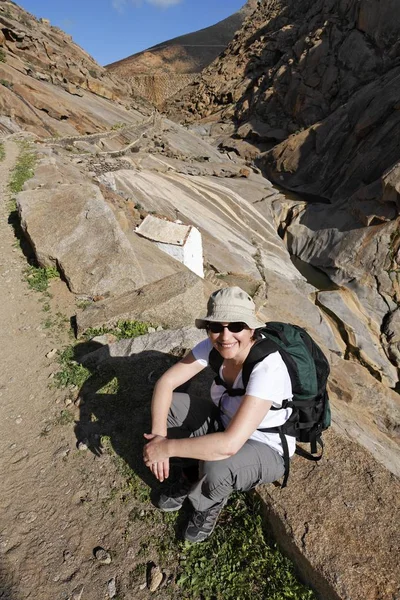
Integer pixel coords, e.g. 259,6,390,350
0,142,5,161
111,122,125,131
134,202,143,210
88,69,98,78
9,141,36,194
84,320,154,342
24,265,59,292
0,79,13,89
54,409,75,426
0,48,6,62
54,346,91,389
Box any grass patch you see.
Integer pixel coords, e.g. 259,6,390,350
54,409,75,426
9,140,36,194
0,142,5,161
53,346,91,389
0,79,13,89
0,48,6,62
24,265,59,292
84,319,155,341
178,494,315,600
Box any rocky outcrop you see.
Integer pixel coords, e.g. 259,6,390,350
165,0,400,205
106,1,258,105
0,1,152,136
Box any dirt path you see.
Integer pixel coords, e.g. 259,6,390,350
0,137,178,600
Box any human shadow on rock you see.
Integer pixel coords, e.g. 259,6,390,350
73,343,214,496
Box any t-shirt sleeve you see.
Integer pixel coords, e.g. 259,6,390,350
191,337,213,367
245,351,292,407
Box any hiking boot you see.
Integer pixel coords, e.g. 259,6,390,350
156,475,192,512
183,498,227,543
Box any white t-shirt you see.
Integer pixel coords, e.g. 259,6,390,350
192,338,296,457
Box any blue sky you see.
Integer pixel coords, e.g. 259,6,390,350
18,0,246,66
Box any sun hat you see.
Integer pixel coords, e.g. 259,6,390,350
195,286,265,330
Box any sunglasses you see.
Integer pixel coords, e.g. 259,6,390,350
206,322,247,334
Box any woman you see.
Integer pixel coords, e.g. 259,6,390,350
143,286,294,543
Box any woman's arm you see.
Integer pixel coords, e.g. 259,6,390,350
144,394,273,464
150,351,206,437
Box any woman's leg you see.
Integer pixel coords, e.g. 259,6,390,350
183,439,285,542
189,439,285,510
167,392,220,439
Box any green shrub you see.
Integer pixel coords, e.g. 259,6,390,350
0,48,6,62
24,265,59,292
178,494,315,600
9,141,36,193
0,143,5,162
0,79,13,89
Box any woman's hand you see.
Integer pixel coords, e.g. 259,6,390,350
143,434,170,481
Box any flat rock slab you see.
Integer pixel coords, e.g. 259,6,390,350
17,182,145,297
258,429,400,600
76,271,209,335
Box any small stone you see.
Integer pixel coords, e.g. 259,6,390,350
107,577,116,598
69,584,84,600
46,348,58,359
63,549,73,562
15,417,22,425
64,398,73,407
156,325,163,331
148,565,164,592
94,547,112,564
126,547,135,559
147,326,156,333
77,441,88,451
139,582,146,590
54,446,70,459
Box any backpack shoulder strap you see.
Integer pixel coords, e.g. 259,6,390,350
242,337,281,388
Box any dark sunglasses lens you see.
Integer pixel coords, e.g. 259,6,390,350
228,322,246,332
208,322,224,333
208,322,246,333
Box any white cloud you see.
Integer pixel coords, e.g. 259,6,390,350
112,0,182,12
146,0,183,6
112,0,128,12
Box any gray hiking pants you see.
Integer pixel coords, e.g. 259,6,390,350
167,392,285,511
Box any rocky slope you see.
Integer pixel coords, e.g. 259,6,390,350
105,1,258,105
0,1,153,136
164,0,400,392
0,2,399,598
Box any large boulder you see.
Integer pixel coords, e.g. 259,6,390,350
17,182,146,297
76,270,211,335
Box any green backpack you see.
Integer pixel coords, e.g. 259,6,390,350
209,322,331,487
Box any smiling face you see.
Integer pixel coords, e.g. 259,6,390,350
207,322,255,363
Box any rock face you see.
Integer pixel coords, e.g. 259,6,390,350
165,0,400,205
0,1,153,136
106,1,258,105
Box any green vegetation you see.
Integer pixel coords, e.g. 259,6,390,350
111,122,126,131
88,69,98,78
0,79,13,89
9,140,36,194
54,345,92,389
54,409,75,426
178,494,315,600
0,142,5,161
0,48,5,62
24,265,59,292
83,319,154,342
